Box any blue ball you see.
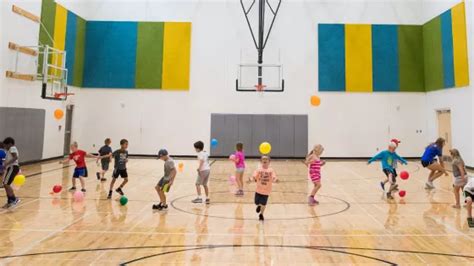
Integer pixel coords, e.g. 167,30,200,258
211,138,218,148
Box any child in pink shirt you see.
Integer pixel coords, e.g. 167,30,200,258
305,144,325,206
232,142,246,196
252,156,278,221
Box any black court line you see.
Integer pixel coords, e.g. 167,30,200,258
171,191,350,221
1,244,472,263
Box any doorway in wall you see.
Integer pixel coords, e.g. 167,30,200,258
437,109,452,163
63,105,74,155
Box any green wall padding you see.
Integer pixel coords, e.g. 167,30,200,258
135,22,164,88
398,26,425,92
72,17,86,87
38,0,56,74
423,17,444,91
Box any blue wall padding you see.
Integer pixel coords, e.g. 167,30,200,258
372,25,400,91
318,24,345,91
65,11,77,85
83,21,138,88
441,10,455,88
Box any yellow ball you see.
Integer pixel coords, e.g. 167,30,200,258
259,142,272,155
13,175,26,186
310,95,321,107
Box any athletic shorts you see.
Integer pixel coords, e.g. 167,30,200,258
196,170,210,186
113,169,128,179
453,176,467,187
383,169,397,183
236,167,245,173
421,160,434,168
101,160,110,171
73,167,88,178
3,165,20,185
158,177,170,191
254,192,269,206
464,191,474,203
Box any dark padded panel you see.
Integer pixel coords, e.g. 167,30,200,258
0,107,45,163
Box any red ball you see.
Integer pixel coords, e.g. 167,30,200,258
399,190,406,197
400,171,409,180
53,185,62,193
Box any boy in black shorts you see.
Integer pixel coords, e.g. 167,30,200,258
153,149,176,210
107,139,129,199
96,138,112,182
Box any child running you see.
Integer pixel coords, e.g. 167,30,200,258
107,139,129,199
368,141,408,200
2,137,21,209
464,176,474,228
305,144,325,205
61,142,98,192
421,138,448,189
252,156,278,221
153,149,177,211
0,141,6,189
96,138,112,182
450,149,468,209
232,142,246,196
192,141,211,204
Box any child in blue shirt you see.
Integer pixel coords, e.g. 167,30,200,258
368,140,408,199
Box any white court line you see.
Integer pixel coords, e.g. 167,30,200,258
4,212,93,264
0,228,471,238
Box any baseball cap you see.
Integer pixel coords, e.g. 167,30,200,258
158,149,168,157
391,139,401,145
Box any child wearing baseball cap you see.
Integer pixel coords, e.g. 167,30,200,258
153,149,177,211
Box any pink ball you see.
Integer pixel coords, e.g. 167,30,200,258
228,175,236,185
73,191,84,202
229,154,236,161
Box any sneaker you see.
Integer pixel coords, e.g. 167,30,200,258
235,190,243,196
387,192,394,200
259,214,264,221
100,178,107,182
314,198,320,204
9,198,20,209
152,203,162,210
308,196,316,206
256,206,261,213
161,204,168,210
425,182,435,190
205,199,210,205
468,218,474,228
393,184,399,192
191,198,203,203
116,187,124,196
2,202,11,209
68,187,76,192
380,182,385,191
81,188,86,193
107,191,112,199
96,172,101,180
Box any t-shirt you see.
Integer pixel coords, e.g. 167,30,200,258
452,158,466,178
0,149,7,171
235,151,245,168
197,151,210,171
69,150,86,168
421,144,442,163
464,177,474,194
99,145,112,161
253,167,277,195
163,157,176,180
368,150,407,171
5,146,20,167
113,149,128,170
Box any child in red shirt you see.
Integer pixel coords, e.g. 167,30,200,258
251,156,278,221
61,142,98,192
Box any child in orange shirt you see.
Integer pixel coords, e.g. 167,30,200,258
252,156,278,221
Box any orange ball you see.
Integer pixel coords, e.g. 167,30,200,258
310,96,321,106
54,109,64,120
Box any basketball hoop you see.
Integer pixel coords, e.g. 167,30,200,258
254,84,266,92
54,92,75,99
